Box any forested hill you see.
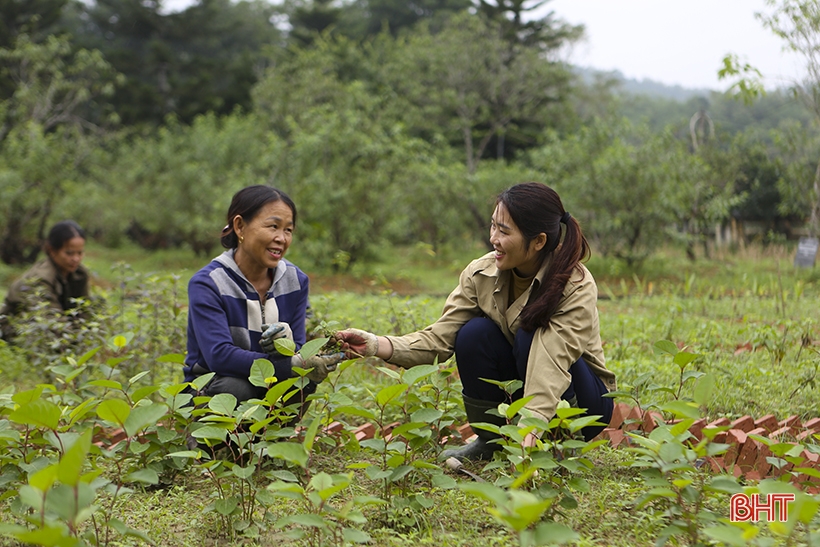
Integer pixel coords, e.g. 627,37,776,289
1,0,819,270
575,67,716,101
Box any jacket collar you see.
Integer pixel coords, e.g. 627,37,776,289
214,250,287,294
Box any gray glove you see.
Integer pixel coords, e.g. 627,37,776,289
293,352,346,383
260,322,294,354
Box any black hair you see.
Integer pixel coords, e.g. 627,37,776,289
46,220,85,251
496,182,590,331
220,185,297,249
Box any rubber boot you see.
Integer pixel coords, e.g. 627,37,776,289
441,395,507,462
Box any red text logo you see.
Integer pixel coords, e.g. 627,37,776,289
730,493,795,522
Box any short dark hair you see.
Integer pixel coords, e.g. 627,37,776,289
220,186,297,249
46,220,85,251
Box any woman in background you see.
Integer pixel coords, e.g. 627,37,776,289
1,220,90,341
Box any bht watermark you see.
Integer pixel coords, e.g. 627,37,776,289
730,493,796,522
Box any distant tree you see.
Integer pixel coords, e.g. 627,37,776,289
385,13,576,173
346,0,472,37
282,0,344,46
0,34,119,264
472,0,582,49
760,0,820,235
0,0,67,50
63,0,281,126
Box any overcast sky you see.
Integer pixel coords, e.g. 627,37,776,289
542,0,805,91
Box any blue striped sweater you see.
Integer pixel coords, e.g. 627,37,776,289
183,250,309,383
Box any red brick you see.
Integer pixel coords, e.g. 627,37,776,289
724,429,748,467
622,406,643,432
779,415,801,430
456,423,474,440
641,411,664,433
745,470,763,482
803,417,820,432
689,418,708,441
354,423,375,441
462,433,477,445
608,402,633,430
770,426,795,441
381,421,402,440
736,433,765,473
324,421,344,434
706,457,725,473
605,428,626,448
707,417,731,428
755,415,779,433
753,442,773,476
730,416,755,433
797,430,817,442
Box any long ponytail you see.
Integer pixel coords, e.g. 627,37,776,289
497,183,590,331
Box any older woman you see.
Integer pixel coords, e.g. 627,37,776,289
183,185,344,413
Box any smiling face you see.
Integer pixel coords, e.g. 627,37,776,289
233,199,294,280
48,236,85,277
489,202,546,278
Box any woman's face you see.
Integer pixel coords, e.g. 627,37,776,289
489,203,545,277
234,200,294,275
48,237,85,276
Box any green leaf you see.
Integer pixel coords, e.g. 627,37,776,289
96,398,131,427
702,524,750,546
87,379,124,390
125,468,159,485
283,514,327,528
207,393,237,416
299,337,328,360
267,443,309,468
459,482,507,505
57,429,92,487
215,497,239,515
9,399,62,430
653,340,679,356
274,338,296,356
673,351,700,368
342,528,371,544
693,372,715,406
401,364,439,386
302,416,322,453
124,403,167,437
250,359,276,387
190,425,228,442
532,522,580,545
376,383,408,406
660,400,700,419
505,397,530,419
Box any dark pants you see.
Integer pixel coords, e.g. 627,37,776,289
454,317,612,440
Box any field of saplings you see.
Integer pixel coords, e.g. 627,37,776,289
0,244,819,547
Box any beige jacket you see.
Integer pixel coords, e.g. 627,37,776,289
386,252,616,422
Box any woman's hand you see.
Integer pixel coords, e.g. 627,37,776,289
294,353,346,383
260,322,293,354
522,432,539,449
335,328,379,358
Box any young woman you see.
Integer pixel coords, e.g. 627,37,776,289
183,185,344,408
337,182,616,461
1,220,90,340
